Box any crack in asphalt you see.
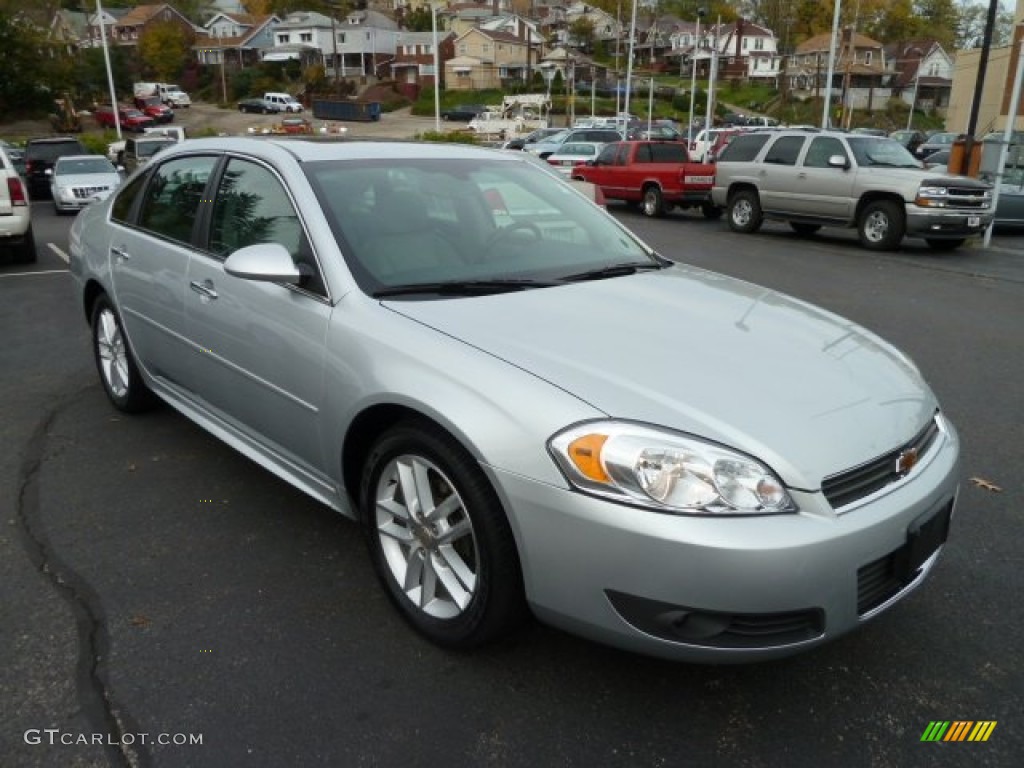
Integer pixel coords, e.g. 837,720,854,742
15,386,150,768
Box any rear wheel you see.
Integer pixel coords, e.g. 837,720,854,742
858,200,904,251
925,238,965,251
789,222,821,236
728,189,763,233
641,185,665,217
360,421,527,649
90,295,157,413
13,226,37,263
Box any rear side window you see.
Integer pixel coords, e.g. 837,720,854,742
649,143,687,162
764,136,806,166
717,133,771,162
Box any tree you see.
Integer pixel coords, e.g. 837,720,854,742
569,17,597,53
137,21,192,82
0,15,52,113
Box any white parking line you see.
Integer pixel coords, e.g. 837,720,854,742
48,243,70,263
0,269,68,278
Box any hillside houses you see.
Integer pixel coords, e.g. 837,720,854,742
39,2,940,117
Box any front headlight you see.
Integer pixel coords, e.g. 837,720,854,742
548,421,797,516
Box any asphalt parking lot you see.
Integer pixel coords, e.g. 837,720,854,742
1,190,1022,767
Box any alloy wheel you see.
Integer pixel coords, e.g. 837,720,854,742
374,454,479,619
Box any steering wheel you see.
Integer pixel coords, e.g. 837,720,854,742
485,221,543,249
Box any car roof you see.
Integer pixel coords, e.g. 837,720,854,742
157,137,534,165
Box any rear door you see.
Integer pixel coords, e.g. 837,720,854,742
109,154,219,389
758,135,808,214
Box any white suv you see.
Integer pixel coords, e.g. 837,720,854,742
0,146,35,263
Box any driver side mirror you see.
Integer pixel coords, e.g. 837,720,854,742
828,154,850,170
224,243,301,284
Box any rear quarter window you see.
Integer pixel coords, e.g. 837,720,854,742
717,133,771,162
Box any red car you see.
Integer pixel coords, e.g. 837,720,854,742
133,96,174,124
94,105,154,133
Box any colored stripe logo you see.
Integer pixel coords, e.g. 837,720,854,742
921,721,997,742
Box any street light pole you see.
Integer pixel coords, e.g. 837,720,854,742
822,0,842,129
96,0,121,139
432,4,440,132
687,12,703,149
624,0,638,117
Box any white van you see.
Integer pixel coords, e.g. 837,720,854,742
263,93,303,113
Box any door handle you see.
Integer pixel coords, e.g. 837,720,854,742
110,246,130,261
189,280,219,300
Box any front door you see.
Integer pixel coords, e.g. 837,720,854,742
184,157,333,472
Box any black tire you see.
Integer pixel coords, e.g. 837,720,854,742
701,202,724,220
261,106,269,115
90,295,158,413
360,421,527,650
641,185,665,217
14,226,37,263
925,238,966,251
789,222,821,236
238,105,245,113
728,189,763,233
442,114,450,121
857,200,905,251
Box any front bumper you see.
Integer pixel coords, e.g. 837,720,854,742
487,419,960,662
905,206,994,239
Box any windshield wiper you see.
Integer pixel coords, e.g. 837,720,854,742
373,278,560,298
561,261,667,282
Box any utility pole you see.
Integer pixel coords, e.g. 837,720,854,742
963,0,1001,174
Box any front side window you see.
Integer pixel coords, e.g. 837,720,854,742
209,159,326,297
764,136,805,166
803,137,848,168
137,156,217,243
111,173,149,225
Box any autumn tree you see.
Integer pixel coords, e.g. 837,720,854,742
137,20,192,82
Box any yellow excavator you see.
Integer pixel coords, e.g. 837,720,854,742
49,92,82,133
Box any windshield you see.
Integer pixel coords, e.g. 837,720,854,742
847,137,921,168
304,156,655,297
136,140,175,158
56,157,115,174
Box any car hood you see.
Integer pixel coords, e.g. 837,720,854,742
54,172,120,189
385,266,937,489
857,165,991,189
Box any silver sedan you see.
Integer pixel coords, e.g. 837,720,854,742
69,138,960,661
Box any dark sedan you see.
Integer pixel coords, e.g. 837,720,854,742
914,131,959,159
440,104,485,121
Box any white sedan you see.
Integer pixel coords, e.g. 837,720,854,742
49,155,122,214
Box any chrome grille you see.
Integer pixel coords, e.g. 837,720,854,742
945,186,991,209
822,415,941,510
73,186,108,199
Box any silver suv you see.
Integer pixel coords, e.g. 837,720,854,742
711,130,993,251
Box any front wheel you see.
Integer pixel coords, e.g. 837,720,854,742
14,226,37,263
925,238,966,251
641,185,665,217
360,421,527,649
90,295,157,413
728,189,763,233
858,200,905,251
